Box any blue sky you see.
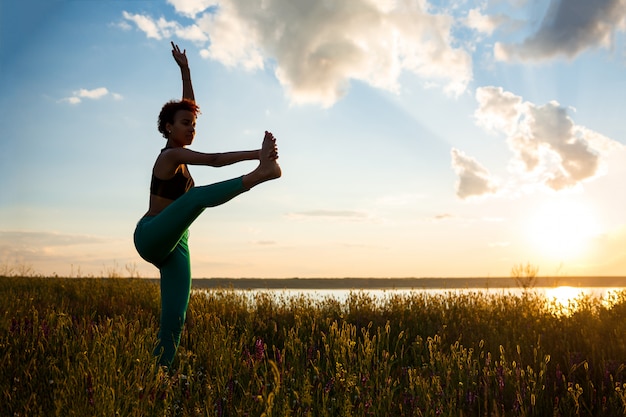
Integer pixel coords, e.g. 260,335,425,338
1,0,625,279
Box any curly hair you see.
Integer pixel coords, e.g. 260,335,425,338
157,99,201,138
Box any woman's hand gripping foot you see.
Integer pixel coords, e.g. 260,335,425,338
260,131,282,181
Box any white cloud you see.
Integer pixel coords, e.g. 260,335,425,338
466,86,623,194
122,11,163,39
122,11,208,43
175,23,210,42
495,0,626,61
76,87,109,99
167,0,214,18
474,86,523,135
0,230,150,278
122,0,473,107
0,230,103,265
63,96,82,105
464,8,506,36
197,4,264,71
451,148,499,199
59,87,122,105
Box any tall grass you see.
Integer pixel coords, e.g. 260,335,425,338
1,276,625,416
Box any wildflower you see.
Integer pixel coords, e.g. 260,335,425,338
215,398,224,417
360,373,369,385
40,320,50,338
466,390,476,405
496,365,505,391
324,377,335,393
364,399,372,410
255,338,265,361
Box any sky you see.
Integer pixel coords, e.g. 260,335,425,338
1,0,626,279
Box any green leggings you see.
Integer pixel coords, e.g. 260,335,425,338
134,176,247,366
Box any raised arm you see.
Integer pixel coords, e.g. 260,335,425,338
171,42,195,102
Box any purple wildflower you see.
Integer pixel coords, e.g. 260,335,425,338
255,338,265,361
324,377,335,393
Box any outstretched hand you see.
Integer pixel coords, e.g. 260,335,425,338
171,41,189,68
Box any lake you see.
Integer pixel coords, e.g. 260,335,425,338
189,277,626,314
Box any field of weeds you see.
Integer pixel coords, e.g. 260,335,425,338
1,276,625,416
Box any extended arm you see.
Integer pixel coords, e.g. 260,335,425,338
171,42,195,102
168,147,261,167
154,132,278,178
153,148,262,178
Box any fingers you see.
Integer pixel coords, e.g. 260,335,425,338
263,131,279,159
170,41,186,56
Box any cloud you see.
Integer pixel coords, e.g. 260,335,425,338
474,86,523,134
59,87,123,104
451,148,499,199
122,11,208,42
464,8,507,36
76,87,108,99
122,0,473,107
167,0,215,18
122,11,164,39
0,230,147,277
0,230,104,262
495,0,626,61
465,86,622,194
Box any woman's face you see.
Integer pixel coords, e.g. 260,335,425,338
167,110,196,147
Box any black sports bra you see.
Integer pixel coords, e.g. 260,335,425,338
150,148,194,200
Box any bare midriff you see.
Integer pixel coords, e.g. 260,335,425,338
144,194,176,217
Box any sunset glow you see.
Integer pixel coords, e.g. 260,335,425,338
1,1,625,279
526,199,602,261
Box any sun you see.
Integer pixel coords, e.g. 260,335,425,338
526,198,601,260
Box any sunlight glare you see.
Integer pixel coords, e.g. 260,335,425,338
545,286,584,313
526,199,601,260
544,286,622,315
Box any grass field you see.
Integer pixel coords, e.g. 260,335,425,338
1,276,625,416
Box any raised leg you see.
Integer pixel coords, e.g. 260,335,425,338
242,131,282,189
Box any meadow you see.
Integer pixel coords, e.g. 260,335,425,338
1,276,625,416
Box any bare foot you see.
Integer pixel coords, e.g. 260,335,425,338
262,131,278,160
242,132,282,189
258,157,282,181
260,130,281,179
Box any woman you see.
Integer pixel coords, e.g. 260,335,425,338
134,43,281,366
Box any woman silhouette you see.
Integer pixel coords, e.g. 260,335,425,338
134,42,281,366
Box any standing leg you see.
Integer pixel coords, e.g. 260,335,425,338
153,231,192,366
